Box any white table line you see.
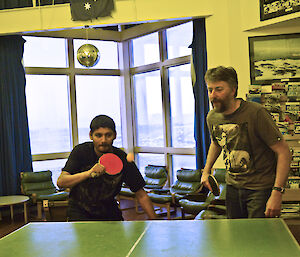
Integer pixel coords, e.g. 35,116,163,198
126,223,151,257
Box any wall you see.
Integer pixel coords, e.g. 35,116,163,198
0,0,299,168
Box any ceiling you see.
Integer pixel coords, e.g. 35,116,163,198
21,19,193,42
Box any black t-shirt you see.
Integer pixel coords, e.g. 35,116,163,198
63,142,145,215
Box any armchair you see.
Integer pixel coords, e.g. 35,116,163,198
118,165,168,213
148,168,204,219
20,170,69,220
179,168,227,219
195,169,227,220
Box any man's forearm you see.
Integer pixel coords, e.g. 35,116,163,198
135,189,156,219
274,145,291,188
203,141,222,174
57,171,90,188
270,140,291,188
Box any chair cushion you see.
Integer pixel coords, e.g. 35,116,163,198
21,170,53,183
176,169,201,182
21,171,61,197
22,181,57,196
171,181,201,194
36,191,69,201
119,187,135,197
195,209,227,220
213,169,226,184
148,193,172,204
144,178,166,188
144,165,167,188
144,165,167,179
179,199,210,215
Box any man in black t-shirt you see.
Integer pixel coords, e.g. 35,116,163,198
57,115,156,221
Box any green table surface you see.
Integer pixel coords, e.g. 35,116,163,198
0,219,299,257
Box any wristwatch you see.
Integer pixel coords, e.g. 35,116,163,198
272,186,285,194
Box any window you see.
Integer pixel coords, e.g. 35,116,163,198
136,153,165,177
75,75,122,147
26,75,72,154
24,21,195,186
166,21,193,59
172,155,196,183
32,159,67,188
23,36,68,67
133,70,164,147
169,64,194,147
130,21,195,183
24,36,122,175
132,32,160,67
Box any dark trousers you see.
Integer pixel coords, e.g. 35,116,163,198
226,184,272,219
67,201,123,221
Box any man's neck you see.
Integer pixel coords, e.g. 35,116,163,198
223,98,241,115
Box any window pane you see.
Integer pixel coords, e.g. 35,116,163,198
167,22,193,59
133,71,164,147
136,153,165,177
26,75,72,154
169,64,195,147
172,155,196,183
74,39,119,69
23,36,67,67
32,159,67,188
132,32,160,67
76,75,122,147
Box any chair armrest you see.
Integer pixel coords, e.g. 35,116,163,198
207,204,227,215
149,188,170,194
183,193,207,202
210,199,226,205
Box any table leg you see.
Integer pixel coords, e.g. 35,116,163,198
10,205,14,222
24,202,28,223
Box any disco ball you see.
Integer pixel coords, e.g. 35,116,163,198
77,44,100,67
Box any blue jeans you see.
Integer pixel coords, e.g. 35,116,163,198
226,184,272,219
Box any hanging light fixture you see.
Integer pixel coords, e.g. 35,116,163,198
77,26,100,68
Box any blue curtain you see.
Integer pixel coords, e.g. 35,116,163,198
190,19,210,170
0,36,32,196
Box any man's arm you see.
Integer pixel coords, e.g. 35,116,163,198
57,163,105,188
265,139,292,217
135,188,157,219
201,140,222,191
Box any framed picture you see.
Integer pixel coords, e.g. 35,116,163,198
249,33,300,85
260,0,300,21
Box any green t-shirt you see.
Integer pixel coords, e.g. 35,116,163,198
207,99,283,190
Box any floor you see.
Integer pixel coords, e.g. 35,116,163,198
1,199,300,246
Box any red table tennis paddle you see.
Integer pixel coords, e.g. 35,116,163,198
208,174,220,196
99,153,123,175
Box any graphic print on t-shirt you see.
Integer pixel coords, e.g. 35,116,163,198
212,122,253,175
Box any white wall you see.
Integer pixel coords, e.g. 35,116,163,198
1,0,299,168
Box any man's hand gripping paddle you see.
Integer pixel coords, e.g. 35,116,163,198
208,174,220,196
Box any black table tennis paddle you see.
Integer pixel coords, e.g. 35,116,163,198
208,174,220,196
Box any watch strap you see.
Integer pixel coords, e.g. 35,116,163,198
272,186,285,193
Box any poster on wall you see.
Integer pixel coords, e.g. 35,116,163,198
260,0,300,21
249,33,300,85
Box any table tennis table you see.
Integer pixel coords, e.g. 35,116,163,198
0,219,299,257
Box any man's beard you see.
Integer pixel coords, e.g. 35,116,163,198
211,99,228,113
97,144,112,153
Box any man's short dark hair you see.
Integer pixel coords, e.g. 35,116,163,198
90,115,116,133
205,66,238,97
